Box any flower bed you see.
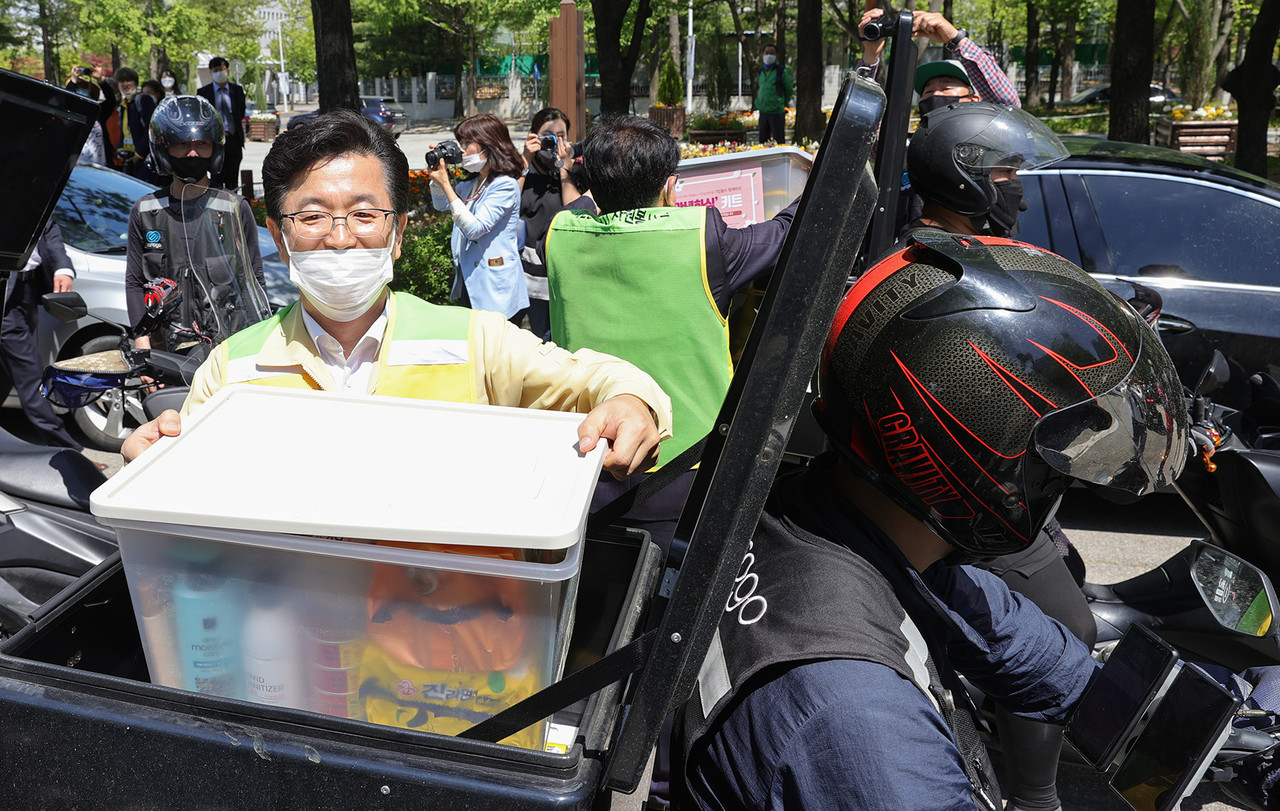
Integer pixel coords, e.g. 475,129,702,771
679,141,820,160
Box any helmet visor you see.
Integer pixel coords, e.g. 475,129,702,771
1031,332,1189,497
954,106,1069,175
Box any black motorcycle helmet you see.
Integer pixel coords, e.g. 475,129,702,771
907,102,1067,218
148,95,225,180
816,231,1188,559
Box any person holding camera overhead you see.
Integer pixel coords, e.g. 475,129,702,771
518,107,584,339
429,113,528,323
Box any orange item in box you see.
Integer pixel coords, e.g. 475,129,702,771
365,547,530,673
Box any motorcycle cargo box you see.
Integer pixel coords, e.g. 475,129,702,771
88,386,608,749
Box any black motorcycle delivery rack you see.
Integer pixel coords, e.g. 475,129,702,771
0,75,887,807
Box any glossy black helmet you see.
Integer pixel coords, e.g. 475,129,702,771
908,103,1066,217
816,231,1188,558
148,95,225,178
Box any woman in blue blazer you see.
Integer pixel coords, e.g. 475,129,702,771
429,113,528,321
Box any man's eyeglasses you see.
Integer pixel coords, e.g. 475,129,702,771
281,209,396,240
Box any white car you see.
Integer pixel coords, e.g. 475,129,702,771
24,163,298,451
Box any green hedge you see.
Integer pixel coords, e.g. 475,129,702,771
391,211,456,304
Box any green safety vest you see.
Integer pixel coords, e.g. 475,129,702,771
223,292,477,402
547,206,732,464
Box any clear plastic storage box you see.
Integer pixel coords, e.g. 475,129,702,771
90,386,607,750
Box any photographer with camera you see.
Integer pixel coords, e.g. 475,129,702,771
428,113,527,323
856,5,1019,111
517,107,584,339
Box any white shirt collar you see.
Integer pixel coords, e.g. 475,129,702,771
299,301,389,394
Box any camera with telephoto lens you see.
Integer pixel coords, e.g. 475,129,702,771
425,140,463,168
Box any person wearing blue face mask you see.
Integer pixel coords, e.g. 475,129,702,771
121,109,674,481
428,113,528,324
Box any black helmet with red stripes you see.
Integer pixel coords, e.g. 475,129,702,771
815,231,1188,558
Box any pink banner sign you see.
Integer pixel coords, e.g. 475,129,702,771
674,163,766,228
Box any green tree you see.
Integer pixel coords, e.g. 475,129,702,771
656,46,682,105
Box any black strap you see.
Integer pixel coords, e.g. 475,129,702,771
586,434,709,534
923,654,1000,811
459,628,659,743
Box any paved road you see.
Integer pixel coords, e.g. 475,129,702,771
239,105,532,194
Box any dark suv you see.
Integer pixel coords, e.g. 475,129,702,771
1018,136,1280,405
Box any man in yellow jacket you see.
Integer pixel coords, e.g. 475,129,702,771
123,109,671,476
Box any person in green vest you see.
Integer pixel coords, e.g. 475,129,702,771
122,109,673,480
755,44,794,145
544,113,799,560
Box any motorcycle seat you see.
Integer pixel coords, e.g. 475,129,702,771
0,426,105,511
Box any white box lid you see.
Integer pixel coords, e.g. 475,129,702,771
90,386,607,549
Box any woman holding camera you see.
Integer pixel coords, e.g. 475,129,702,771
429,113,527,322
517,107,584,339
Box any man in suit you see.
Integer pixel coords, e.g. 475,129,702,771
197,56,246,192
1,220,82,449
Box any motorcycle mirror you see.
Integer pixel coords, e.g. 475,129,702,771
41,291,88,323
1195,350,1230,398
1124,282,1163,327
1191,542,1277,638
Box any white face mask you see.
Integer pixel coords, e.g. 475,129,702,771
212,70,229,84
461,153,487,174
762,54,777,66
286,233,396,322
161,77,175,88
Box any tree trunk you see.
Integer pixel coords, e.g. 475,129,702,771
593,0,654,115
1047,49,1060,108
669,11,680,74
1025,1,1040,106
1212,0,1234,103
1222,0,1280,176
774,0,787,68
795,0,823,142
467,31,479,117
37,0,59,84
1062,17,1076,101
310,0,360,112
725,0,760,103
452,56,464,119
1108,0,1156,144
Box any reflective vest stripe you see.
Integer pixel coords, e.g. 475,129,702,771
206,196,238,213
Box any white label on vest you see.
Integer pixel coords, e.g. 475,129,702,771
387,339,468,367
